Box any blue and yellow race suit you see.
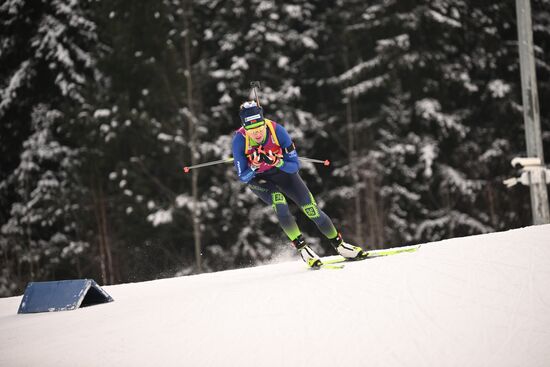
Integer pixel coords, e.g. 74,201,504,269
232,119,338,242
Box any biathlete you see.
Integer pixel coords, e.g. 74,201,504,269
232,101,365,268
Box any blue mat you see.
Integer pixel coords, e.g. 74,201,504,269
18,279,114,314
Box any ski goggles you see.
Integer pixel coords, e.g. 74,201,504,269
242,116,266,130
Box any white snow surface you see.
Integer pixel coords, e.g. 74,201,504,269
1,225,550,367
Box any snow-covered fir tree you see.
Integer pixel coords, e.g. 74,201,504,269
0,106,87,295
157,0,339,264
1,0,548,296
322,0,549,246
0,0,100,294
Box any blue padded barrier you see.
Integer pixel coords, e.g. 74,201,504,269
18,279,114,314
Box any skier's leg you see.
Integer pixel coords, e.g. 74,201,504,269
272,172,364,258
271,172,338,239
248,177,322,267
247,178,301,241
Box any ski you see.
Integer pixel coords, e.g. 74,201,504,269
307,262,345,270
322,244,421,265
319,262,345,270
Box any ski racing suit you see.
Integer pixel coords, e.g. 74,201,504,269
232,119,338,242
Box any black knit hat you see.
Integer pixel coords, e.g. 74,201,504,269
239,101,264,129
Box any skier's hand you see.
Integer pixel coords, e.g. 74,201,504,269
260,149,283,167
248,151,262,170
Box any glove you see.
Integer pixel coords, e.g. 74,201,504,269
260,149,283,167
248,151,262,170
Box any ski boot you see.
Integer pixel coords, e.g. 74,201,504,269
292,235,322,269
330,233,365,259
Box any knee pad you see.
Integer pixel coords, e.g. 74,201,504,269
302,193,320,219
271,192,288,214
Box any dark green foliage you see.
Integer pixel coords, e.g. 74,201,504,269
1,0,548,296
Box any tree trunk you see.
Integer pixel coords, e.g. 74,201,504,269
486,183,497,228
92,178,114,284
92,184,107,284
182,0,202,272
99,185,115,284
346,99,363,245
365,174,384,249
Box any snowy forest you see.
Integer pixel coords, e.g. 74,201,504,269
1,0,549,297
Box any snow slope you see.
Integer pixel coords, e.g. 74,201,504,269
1,225,550,367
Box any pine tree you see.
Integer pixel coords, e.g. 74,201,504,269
0,105,88,294
162,0,341,263
324,0,550,245
0,0,100,295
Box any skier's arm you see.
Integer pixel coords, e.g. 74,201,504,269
274,124,299,174
232,133,257,183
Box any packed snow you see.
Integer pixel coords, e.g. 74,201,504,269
1,224,550,367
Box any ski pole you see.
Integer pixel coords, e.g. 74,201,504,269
299,157,331,166
183,156,330,173
183,158,234,173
